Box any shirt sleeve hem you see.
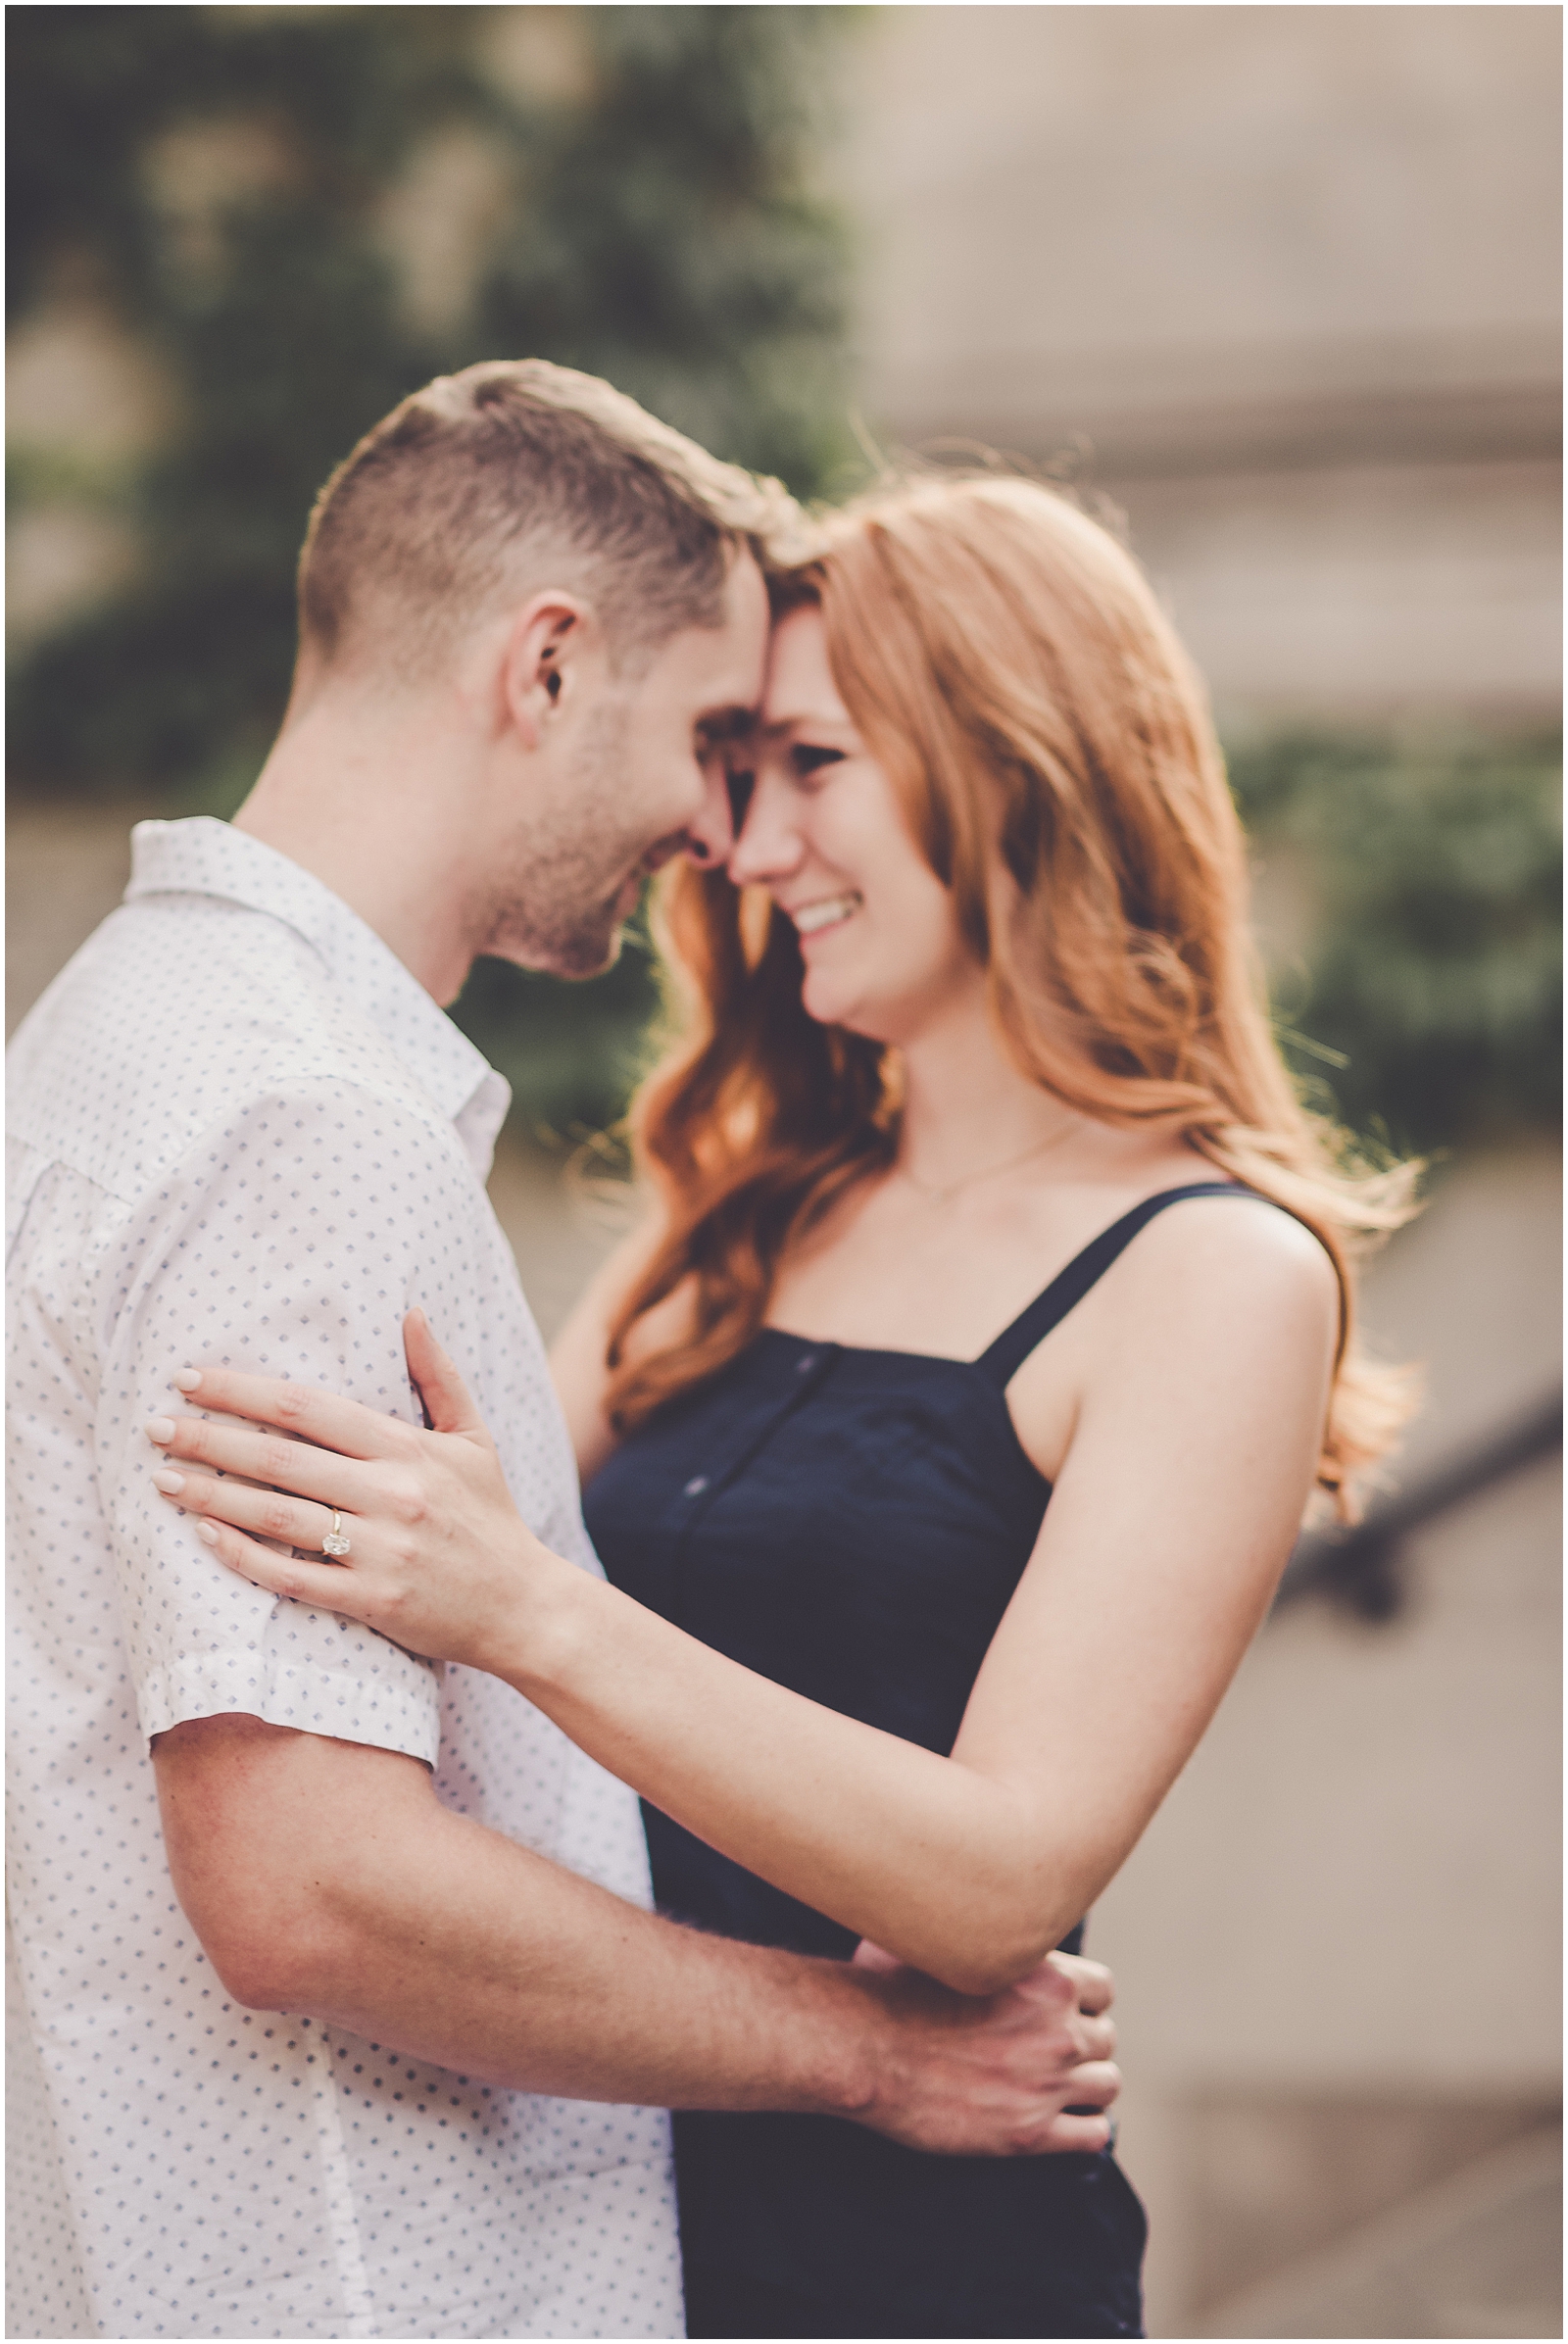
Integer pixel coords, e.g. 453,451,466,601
136,1646,442,1765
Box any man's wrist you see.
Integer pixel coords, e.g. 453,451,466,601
777,1955,893,2123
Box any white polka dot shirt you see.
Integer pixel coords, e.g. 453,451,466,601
6,819,682,2340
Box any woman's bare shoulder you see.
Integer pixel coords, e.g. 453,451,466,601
1094,1184,1341,1379
1139,1184,1336,1288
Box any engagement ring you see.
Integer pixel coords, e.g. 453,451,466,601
321,1507,352,1558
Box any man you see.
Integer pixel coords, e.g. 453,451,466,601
7,362,1118,2341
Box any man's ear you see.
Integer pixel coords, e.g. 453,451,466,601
497,591,594,748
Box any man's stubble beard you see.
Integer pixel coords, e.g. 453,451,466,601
480,696,652,981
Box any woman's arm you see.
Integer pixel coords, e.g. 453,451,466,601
147,1205,1336,1996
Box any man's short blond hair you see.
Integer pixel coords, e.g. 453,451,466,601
296,359,809,681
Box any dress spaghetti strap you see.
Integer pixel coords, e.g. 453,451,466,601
975,1181,1256,1388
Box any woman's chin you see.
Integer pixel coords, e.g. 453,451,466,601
799,969,858,1030
799,971,892,1044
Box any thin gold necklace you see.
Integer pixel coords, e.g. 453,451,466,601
898,1117,1080,1206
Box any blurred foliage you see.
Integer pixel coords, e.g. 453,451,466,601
453,916,661,1144
8,14,1558,1154
7,2,855,798
1230,729,1562,1153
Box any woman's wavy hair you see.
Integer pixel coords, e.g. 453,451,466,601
606,472,1418,1520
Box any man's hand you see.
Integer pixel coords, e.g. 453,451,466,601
852,1939,1119,2156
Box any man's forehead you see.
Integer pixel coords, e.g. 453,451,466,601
655,551,768,729
658,624,762,726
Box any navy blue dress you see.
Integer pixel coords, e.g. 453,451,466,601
584,1184,1247,2339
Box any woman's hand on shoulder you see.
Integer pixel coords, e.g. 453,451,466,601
144,1311,581,1673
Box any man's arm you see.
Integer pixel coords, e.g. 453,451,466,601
153,1712,1119,2155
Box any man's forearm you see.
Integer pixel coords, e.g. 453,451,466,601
156,1713,1121,2159
302,1794,888,2113
155,1712,882,2116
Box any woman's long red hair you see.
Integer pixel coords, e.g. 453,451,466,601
606,476,1417,1519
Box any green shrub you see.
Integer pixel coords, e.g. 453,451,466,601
457,727,1563,1150
7,4,855,798
1230,730,1562,1151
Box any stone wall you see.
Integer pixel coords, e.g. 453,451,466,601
834,4,1561,726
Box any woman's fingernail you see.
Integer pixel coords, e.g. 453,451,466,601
195,1520,220,1545
410,1307,427,1331
151,1469,185,1494
145,1416,176,1444
173,1369,203,1392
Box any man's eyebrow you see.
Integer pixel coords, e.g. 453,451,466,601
695,706,758,742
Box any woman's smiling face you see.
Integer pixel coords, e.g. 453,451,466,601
726,605,980,1044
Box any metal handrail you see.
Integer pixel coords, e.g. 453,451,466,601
1272,1386,1564,1621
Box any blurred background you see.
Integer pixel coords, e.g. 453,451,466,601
7,7,1561,2335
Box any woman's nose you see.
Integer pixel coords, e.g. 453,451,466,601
682,762,737,867
726,772,804,885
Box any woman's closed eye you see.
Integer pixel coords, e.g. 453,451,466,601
789,743,846,783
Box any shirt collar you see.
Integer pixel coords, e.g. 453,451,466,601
124,817,512,1180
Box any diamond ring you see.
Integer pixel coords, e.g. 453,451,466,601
321,1507,353,1559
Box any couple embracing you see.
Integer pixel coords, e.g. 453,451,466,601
8,360,1408,2342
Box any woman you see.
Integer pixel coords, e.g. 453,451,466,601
147,476,1415,2340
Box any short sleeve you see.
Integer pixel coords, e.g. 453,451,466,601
93,1085,462,1761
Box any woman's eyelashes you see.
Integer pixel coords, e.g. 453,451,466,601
723,745,842,832
789,742,846,783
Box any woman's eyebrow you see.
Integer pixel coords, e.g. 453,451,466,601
758,708,856,740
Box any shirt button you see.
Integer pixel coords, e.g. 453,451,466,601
796,1354,816,1373
684,1475,709,1496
